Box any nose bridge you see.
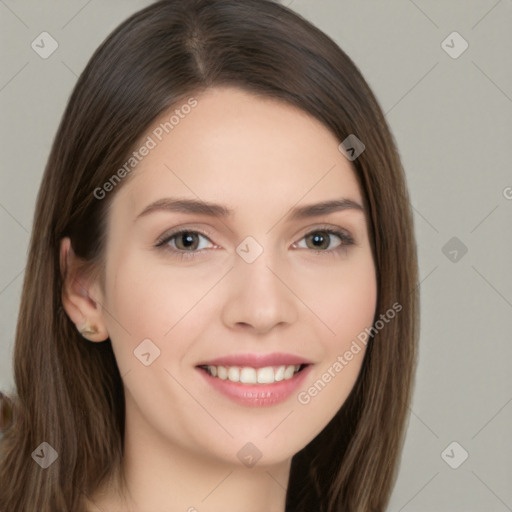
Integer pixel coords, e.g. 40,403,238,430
237,239,284,300
220,237,298,332
240,247,278,288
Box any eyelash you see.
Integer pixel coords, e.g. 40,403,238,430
155,225,355,261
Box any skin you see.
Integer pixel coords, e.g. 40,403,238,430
61,86,377,512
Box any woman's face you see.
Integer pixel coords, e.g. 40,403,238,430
96,86,377,466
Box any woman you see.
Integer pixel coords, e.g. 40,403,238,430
0,0,418,510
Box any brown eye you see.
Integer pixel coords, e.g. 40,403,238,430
293,227,354,254
156,230,214,254
174,232,201,251
304,231,334,250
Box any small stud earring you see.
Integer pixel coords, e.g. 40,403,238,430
77,321,98,339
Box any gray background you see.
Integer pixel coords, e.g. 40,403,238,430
1,1,511,510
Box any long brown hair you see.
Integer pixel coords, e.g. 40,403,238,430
0,1,418,510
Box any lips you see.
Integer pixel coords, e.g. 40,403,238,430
197,361,313,407
195,352,313,406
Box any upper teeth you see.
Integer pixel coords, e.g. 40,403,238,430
205,364,301,384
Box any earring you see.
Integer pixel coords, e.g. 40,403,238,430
77,321,98,339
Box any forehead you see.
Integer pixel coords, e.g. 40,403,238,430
117,86,362,219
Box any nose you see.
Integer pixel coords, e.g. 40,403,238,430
220,250,299,335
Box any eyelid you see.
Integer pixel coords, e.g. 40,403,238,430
295,223,354,242
155,226,216,249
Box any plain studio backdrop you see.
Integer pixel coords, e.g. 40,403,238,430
0,1,511,510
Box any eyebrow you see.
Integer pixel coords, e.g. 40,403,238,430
135,197,364,222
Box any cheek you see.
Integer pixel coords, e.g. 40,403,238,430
291,252,376,422
330,266,377,342
100,250,208,371
294,250,377,342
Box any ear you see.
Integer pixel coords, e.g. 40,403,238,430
59,237,109,342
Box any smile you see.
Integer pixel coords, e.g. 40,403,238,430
198,364,306,384
196,363,312,407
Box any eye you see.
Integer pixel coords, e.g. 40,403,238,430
294,228,354,252
156,229,214,258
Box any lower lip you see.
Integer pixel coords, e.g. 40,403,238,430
197,365,313,407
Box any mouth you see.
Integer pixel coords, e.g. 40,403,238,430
195,352,313,406
196,363,310,385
